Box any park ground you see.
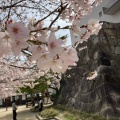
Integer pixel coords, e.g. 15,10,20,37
0,105,38,120
0,104,117,120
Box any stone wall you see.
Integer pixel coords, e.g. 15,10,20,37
56,22,120,118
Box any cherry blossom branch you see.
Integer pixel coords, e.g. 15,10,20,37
15,5,51,13
0,0,26,9
10,64,37,70
7,0,12,21
48,3,68,28
30,25,70,33
34,2,67,26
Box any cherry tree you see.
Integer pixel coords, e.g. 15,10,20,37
0,54,49,98
0,0,103,98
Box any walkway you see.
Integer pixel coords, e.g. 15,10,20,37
0,105,38,120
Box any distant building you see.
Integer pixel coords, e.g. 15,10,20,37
71,0,120,45
0,79,36,107
0,95,26,107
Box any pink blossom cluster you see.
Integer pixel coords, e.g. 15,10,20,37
0,21,79,73
0,17,102,73
0,22,29,56
0,0,103,74
58,0,103,43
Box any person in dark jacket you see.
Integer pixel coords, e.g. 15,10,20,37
39,97,44,112
12,100,17,120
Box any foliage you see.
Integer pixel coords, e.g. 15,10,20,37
19,81,47,94
18,75,51,94
40,108,59,118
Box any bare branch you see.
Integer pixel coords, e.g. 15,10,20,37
48,3,68,28
10,64,37,70
7,0,13,21
0,0,26,9
34,3,64,26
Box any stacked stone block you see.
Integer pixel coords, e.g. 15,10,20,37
56,22,120,118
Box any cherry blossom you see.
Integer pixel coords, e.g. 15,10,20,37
0,55,48,98
7,22,29,41
0,31,12,56
46,59,63,73
47,32,63,56
37,53,52,70
87,19,103,35
87,70,98,80
80,32,91,42
29,45,47,60
11,40,28,55
60,47,79,71
95,0,102,6
71,23,81,36
39,35,47,43
85,0,95,5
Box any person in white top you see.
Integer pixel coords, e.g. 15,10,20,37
12,100,17,120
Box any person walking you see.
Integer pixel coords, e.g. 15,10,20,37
12,100,17,120
39,97,44,112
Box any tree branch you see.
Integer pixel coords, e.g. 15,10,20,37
0,0,26,9
48,3,68,28
34,3,67,26
10,64,38,70
7,0,13,21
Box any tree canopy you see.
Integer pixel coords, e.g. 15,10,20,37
0,0,102,98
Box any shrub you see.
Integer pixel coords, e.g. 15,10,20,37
40,108,59,118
